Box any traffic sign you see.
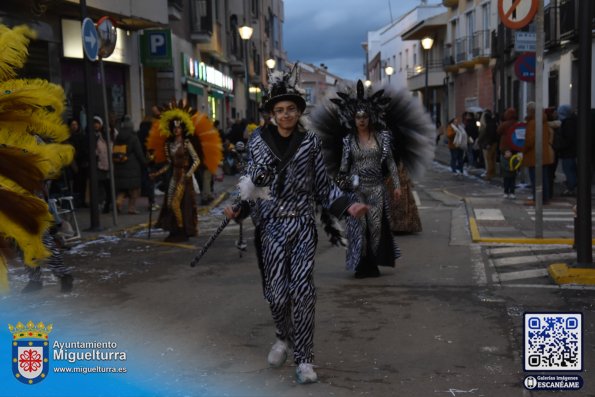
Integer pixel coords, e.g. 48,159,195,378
514,52,536,82
514,31,536,52
140,29,172,68
498,0,538,30
507,121,526,152
81,18,99,61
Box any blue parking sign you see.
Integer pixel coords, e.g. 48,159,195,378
141,29,172,68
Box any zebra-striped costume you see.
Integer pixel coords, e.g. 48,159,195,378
27,233,70,282
241,125,351,365
339,131,401,272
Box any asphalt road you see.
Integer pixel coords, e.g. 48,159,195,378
2,163,594,397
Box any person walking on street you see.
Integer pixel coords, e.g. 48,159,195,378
113,115,148,214
224,66,368,384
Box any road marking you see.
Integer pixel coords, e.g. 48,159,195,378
471,245,487,285
412,190,421,207
529,217,592,222
487,245,572,255
527,210,574,215
498,268,549,281
474,208,505,221
493,252,577,267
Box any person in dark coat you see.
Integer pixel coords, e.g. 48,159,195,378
554,104,577,196
113,116,147,214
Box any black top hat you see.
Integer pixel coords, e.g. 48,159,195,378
263,64,306,112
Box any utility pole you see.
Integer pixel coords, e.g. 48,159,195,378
80,0,100,230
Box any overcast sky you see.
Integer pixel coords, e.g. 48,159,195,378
284,0,429,81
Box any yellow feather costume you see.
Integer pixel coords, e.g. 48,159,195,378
146,101,223,174
0,25,74,292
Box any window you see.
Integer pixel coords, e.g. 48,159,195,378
413,44,417,66
399,52,402,70
482,2,490,31
405,49,409,69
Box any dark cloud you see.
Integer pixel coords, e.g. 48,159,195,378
284,0,424,80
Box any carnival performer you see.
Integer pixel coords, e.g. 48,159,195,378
224,65,368,384
387,161,422,234
311,80,435,277
147,101,222,242
0,25,74,292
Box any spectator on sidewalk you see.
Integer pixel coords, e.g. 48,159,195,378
553,104,577,197
522,102,555,206
477,109,499,181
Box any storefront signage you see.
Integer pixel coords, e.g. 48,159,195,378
182,54,233,92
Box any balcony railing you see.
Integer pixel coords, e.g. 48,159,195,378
190,0,213,43
406,60,444,78
545,4,559,48
472,30,491,58
455,36,469,63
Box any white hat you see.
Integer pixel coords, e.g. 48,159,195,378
93,116,103,125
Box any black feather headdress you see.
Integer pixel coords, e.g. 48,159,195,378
310,80,436,178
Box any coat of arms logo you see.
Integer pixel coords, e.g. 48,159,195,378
8,321,52,384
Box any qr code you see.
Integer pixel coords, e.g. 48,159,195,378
524,313,582,371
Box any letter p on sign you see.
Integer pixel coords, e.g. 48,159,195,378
149,32,166,56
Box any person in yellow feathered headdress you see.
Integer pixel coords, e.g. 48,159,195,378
146,100,222,242
0,25,75,292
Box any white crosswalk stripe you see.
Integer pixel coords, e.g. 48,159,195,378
483,244,582,286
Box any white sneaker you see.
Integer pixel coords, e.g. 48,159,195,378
503,194,509,199
509,194,516,199
267,340,288,367
463,170,469,176
296,363,318,384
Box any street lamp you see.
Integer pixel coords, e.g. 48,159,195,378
265,58,276,70
384,65,394,84
421,35,434,112
238,25,253,119
364,79,372,88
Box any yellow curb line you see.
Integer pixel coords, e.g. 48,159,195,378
126,237,197,250
470,217,577,245
548,263,595,285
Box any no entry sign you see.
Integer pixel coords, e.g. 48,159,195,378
498,0,538,29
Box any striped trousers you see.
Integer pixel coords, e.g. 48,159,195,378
261,216,317,364
27,233,70,282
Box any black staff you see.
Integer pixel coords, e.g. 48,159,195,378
190,201,241,267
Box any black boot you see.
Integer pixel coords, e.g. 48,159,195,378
21,280,43,293
60,274,74,293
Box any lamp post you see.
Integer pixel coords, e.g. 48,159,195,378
265,58,276,70
421,36,434,113
238,25,253,119
364,79,372,88
384,65,394,84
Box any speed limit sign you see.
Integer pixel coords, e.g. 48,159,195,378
498,0,538,30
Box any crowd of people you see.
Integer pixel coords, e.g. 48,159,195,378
443,103,578,204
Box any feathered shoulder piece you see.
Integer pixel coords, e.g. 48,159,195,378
146,99,222,174
310,80,435,178
0,24,75,290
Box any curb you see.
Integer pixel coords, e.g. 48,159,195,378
548,263,595,285
464,198,589,245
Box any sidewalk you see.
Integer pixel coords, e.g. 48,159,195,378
69,173,239,242
433,143,594,244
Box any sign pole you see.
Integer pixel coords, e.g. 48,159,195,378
100,59,118,225
534,0,543,238
79,1,101,230
576,0,593,266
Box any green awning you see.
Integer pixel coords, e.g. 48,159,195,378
209,89,225,99
187,80,204,96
